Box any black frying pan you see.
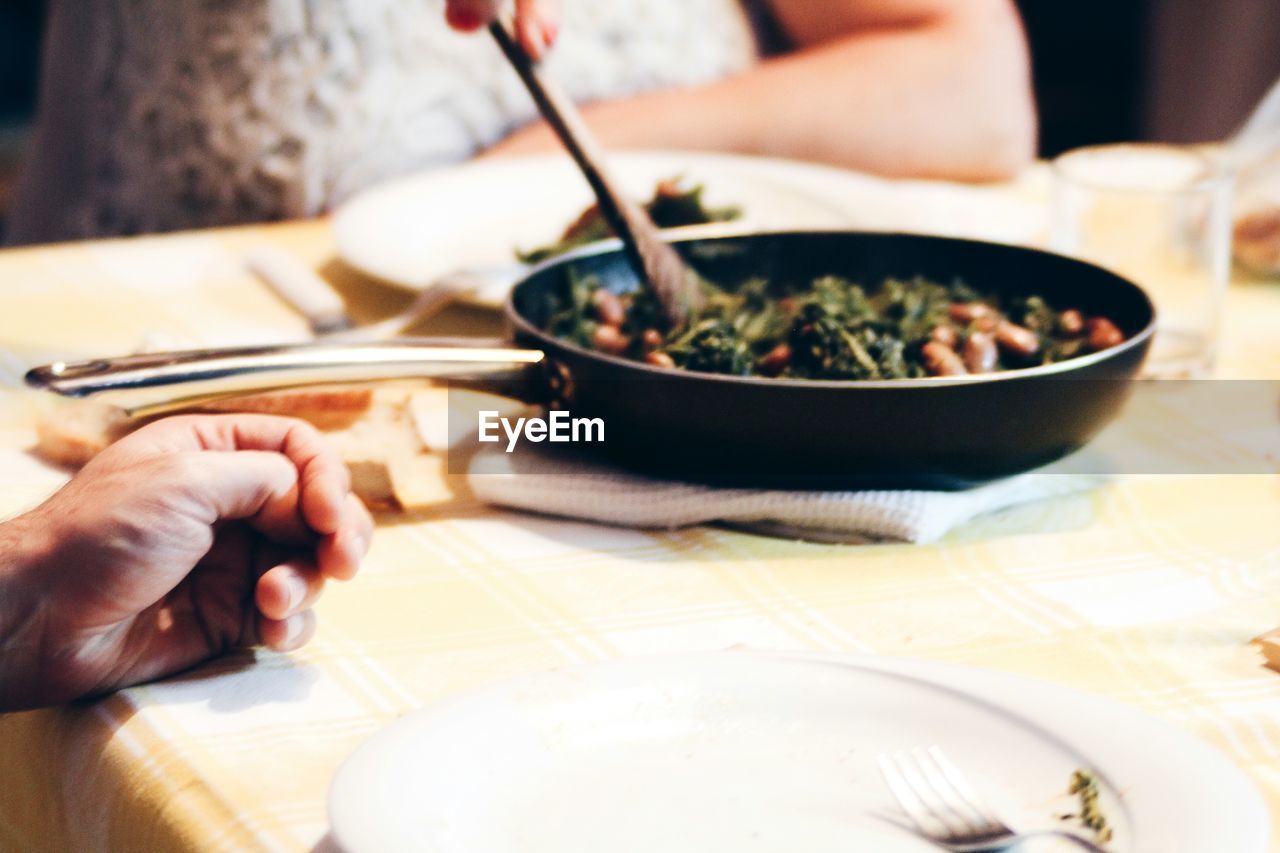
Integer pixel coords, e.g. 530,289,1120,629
27,231,1154,489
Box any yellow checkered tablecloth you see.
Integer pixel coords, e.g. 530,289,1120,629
2,218,1280,851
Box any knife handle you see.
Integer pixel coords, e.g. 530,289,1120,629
245,246,353,335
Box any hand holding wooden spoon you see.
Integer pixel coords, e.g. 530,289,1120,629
444,0,559,59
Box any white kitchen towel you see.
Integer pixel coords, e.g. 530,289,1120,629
467,444,1101,544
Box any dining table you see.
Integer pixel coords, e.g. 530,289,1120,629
2,179,1280,851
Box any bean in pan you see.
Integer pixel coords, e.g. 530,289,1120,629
922,341,969,377
1087,317,1126,352
995,320,1040,358
1058,308,1085,336
962,331,998,373
640,328,665,350
590,289,627,327
757,342,793,376
544,270,1128,380
930,325,960,349
591,325,630,355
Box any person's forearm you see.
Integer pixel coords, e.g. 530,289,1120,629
487,13,1035,181
0,512,55,711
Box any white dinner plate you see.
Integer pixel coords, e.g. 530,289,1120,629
332,151,1049,306
327,651,1267,853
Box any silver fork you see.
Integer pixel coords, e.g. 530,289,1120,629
877,746,1109,852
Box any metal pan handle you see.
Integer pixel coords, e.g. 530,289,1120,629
25,338,547,417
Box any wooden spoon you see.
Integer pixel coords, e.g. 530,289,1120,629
489,20,704,327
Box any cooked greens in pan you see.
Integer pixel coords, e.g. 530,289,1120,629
517,178,741,264
542,269,1127,379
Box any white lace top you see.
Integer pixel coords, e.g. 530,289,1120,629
10,0,759,244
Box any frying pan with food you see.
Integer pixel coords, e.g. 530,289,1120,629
27,231,1154,488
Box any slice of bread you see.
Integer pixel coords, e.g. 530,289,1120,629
33,385,432,511
197,387,375,430
34,399,135,470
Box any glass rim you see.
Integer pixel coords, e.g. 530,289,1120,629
1052,142,1234,196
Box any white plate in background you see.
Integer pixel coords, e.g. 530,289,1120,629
328,651,1267,853
332,151,1048,306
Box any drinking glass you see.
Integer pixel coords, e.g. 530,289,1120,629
1052,143,1233,377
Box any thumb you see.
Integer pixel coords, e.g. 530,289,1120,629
181,451,313,544
445,0,503,30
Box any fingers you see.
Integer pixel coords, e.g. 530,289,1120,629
122,415,350,537
316,493,374,582
297,450,349,538
246,549,319,653
257,609,317,653
541,0,559,46
255,557,325,621
445,0,501,31
93,415,372,660
515,0,558,57
181,450,313,542
211,416,349,536
247,512,372,654
159,417,372,575
445,0,559,59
